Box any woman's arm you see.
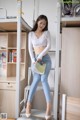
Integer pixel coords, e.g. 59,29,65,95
37,31,51,61
28,32,35,63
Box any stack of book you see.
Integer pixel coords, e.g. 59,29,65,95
9,49,17,62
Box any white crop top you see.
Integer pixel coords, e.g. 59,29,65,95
28,30,51,63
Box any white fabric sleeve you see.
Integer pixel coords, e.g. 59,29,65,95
28,32,35,63
37,31,51,60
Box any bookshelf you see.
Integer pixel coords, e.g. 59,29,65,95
0,33,7,77
0,31,29,118
0,32,27,79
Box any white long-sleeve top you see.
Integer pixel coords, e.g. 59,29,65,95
28,30,51,63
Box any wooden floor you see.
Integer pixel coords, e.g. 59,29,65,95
66,97,80,120
1,119,15,120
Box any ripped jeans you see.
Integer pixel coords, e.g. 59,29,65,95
27,54,51,103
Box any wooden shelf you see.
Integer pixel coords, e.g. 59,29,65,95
0,77,16,82
0,18,31,31
0,32,27,77
61,16,80,27
0,76,25,82
0,31,29,118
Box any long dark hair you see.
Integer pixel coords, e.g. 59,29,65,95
31,15,48,32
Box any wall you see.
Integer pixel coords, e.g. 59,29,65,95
0,0,57,48
0,0,34,27
0,0,58,110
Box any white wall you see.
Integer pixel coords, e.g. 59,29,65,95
0,0,34,27
39,0,57,49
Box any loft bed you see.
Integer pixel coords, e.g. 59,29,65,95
0,4,54,120
0,1,61,120
61,16,80,27
0,17,31,32
0,0,31,119
0,15,54,120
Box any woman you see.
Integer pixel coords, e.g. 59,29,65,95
26,15,52,120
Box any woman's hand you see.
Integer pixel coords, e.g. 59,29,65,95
37,58,42,62
33,61,36,64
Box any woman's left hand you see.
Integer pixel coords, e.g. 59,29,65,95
37,58,42,62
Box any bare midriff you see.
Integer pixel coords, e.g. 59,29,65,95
34,46,46,54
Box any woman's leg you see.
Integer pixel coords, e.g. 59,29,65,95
41,74,51,117
27,73,41,102
41,74,51,102
41,54,52,116
26,73,41,115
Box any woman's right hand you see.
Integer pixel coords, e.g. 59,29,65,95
33,61,37,64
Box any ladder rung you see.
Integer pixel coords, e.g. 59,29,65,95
18,116,42,120
20,109,53,119
51,68,55,70
31,109,46,118
25,86,54,92
25,86,43,91
50,87,54,92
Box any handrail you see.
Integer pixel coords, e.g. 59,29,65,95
62,94,67,120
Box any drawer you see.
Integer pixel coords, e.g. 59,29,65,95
0,82,16,90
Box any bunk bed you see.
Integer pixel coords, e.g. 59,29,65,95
0,1,61,120
18,1,61,120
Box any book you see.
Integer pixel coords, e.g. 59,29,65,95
32,62,46,74
9,51,12,62
0,51,6,76
12,49,17,62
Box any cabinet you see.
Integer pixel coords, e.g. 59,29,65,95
61,27,80,97
0,32,28,118
61,16,80,98
59,15,80,120
0,85,16,118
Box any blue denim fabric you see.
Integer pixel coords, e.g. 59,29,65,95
27,54,52,102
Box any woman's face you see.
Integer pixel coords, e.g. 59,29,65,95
37,19,46,31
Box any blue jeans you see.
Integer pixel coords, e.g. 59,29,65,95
27,54,51,103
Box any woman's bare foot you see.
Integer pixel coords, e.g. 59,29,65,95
26,102,31,118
